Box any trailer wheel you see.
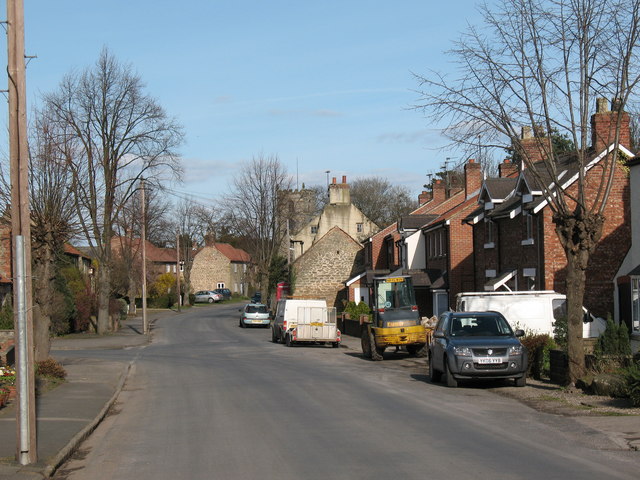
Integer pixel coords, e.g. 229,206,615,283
332,342,339,348
407,344,428,357
285,333,293,347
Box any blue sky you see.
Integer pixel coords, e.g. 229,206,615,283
1,1,487,204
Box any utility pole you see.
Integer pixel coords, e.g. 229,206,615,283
7,0,36,464
176,231,181,312
141,178,148,334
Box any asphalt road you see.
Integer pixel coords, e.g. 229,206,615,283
53,303,638,479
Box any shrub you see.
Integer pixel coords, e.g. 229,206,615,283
625,363,640,407
0,301,13,330
553,315,567,351
520,333,557,379
35,358,67,380
343,300,371,321
595,314,631,356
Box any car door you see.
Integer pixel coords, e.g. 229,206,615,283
431,313,450,372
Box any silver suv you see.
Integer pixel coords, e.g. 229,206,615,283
429,311,528,388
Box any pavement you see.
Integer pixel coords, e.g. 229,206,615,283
0,313,638,479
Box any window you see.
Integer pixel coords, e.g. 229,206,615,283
217,283,225,289
484,219,495,248
632,277,640,333
234,264,237,273
522,210,534,245
311,225,318,234
356,223,363,233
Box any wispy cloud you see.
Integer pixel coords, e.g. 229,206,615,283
376,129,443,144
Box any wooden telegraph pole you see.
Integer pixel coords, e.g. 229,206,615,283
7,0,37,464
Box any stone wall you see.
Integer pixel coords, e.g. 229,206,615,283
190,246,231,293
293,227,363,310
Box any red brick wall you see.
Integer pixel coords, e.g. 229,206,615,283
474,159,630,318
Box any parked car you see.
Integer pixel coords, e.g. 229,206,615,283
251,291,262,303
214,288,232,301
239,303,271,328
194,290,223,304
428,311,527,388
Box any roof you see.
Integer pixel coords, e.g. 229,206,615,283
214,243,251,263
482,178,518,202
398,214,438,232
64,244,91,259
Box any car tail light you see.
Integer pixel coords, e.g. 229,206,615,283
411,305,418,311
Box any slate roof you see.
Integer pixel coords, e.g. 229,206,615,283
214,243,251,263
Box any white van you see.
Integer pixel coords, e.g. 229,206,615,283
455,291,606,338
271,298,341,347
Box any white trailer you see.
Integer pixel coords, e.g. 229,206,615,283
455,291,606,338
271,298,341,347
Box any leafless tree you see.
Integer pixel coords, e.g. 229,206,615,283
0,110,80,360
414,0,640,383
42,49,184,334
350,177,417,228
224,155,291,292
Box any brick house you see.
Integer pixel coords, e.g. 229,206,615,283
111,236,178,280
190,242,251,295
467,99,633,321
615,156,640,351
356,159,484,317
292,226,364,309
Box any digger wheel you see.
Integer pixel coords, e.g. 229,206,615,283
370,330,384,361
407,343,428,357
361,328,372,359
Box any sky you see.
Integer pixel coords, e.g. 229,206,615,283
0,1,488,206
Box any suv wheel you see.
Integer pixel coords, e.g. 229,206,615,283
443,357,458,388
429,355,442,383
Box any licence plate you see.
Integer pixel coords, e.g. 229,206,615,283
252,320,265,323
478,357,502,364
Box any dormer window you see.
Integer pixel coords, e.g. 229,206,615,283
522,193,533,203
484,201,494,211
484,219,495,248
521,210,534,245
311,225,318,234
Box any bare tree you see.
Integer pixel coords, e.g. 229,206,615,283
414,0,640,383
350,177,417,228
0,112,80,360
224,155,291,292
42,49,184,334
172,198,219,305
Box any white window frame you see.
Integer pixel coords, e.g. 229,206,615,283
632,276,640,333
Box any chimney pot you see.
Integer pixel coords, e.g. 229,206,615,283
342,175,347,184
332,177,337,184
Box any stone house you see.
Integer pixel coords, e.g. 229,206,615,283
615,156,640,351
467,99,633,321
289,176,378,261
190,243,251,295
292,226,364,309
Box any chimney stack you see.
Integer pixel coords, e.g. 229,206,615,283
519,125,547,164
464,158,482,197
431,179,446,203
591,97,630,152
499,158,519,178
418,190,431,205
329,174,350,205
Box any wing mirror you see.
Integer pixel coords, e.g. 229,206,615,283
514,329,525,337
433,331,445,338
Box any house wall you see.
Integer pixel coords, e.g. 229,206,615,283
406,230,425,270
473,159,630,319
293,229,363,310
190,246,232,293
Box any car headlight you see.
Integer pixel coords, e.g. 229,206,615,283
453,346,472,356
509,345,523,356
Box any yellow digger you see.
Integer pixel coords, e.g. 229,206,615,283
361,275,429,360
